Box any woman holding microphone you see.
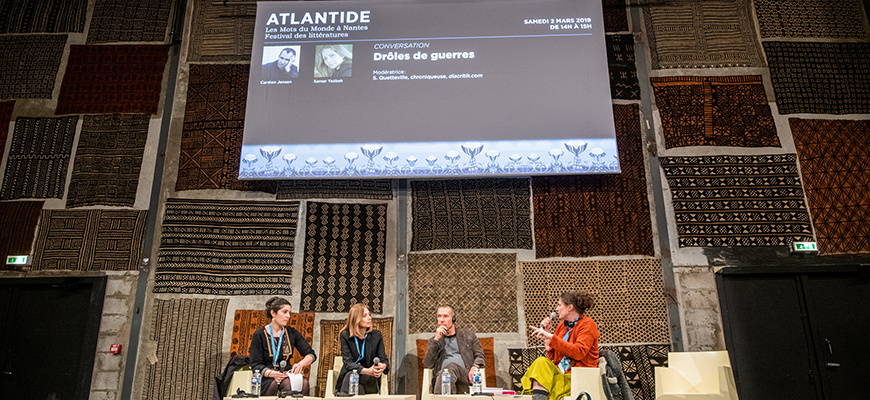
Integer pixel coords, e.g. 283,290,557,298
249,296,316,396
337,303,390,394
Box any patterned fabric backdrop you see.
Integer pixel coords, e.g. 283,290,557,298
301,202,388,313
408,253,518,334
177,63,276,193
790,118,870,254
660,154,814,247
643,0,764,69
188,0,264,62
507,344,670,400
603,0,629,33
32,210,148,271
87,0,172,43
154,199,297,295
650,75,779,148
142,298,228,400
763,41,870,115
0,101,12,159
66,114,149,208
753,0,867,39
607,34,640,101
0,116,77,200
416,337,496,393
532,104,653,258
521,259,670,346
230,310,315,378
277,179,393,200
317,317,393,397
0,0,87,33
0,34,66,99
0,201,43,270
56,44,170,115
411,178,532,251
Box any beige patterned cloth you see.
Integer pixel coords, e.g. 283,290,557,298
521,259,670,346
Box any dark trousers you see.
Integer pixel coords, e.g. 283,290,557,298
340,371,380,394
434,362,470,394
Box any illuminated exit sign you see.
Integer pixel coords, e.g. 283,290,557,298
6,255,30,265
791,242,818,253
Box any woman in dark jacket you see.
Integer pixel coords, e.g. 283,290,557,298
336,303,390,394
249,297,317,395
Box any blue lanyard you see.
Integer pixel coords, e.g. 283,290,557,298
267,327,284,367
354,334,367,363
558,316,580,373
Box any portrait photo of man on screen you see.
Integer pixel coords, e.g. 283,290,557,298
262,46,300,82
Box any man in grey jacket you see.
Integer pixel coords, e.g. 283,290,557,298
423,306,485,394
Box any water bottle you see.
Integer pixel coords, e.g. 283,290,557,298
350,369,360,396
251,369,261,397
441,369,451,395
472,367,482,394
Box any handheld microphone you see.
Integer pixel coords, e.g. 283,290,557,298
542,312,557,327
279,360,287,372
373,357,380,365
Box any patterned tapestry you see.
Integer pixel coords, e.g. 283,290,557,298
0,201,43,271
643,0,764,69
521,259,670,346
143,298,228,400
230,310,315,378
188,0,264,62
87,0,172,43
650,75,780,149
789,118,870,254
177,63,276,193
0,0,87,33
56,44,170,115
0,34,66,99
660,154,814,247
154,199,296,295
66,114,149,208
317,317,393,397
754,0,867,39
277,179,393,200
607,34,640,101
603,0,629,33
416,337,496,393
411,178,532,251
532,104,654,258
507,344,670,400
31,210,148,271
763,41,870,115
0,101,12,159
301,202,387,313
408,253,518,334
0,116,77,200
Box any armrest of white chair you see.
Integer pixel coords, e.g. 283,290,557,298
563,367,606,400
421,368,433,400
717,365,738,400
229,369,252,396
326,369,336,398
379,373,389,395
656,366,700,396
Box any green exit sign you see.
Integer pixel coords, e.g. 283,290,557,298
6,255,29,265
792,242,818,252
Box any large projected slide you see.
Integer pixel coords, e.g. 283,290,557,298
241,0,619,179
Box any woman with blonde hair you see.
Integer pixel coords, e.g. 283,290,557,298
337,303,389,394
315,44,353,78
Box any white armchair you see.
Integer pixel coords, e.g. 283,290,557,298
420,367,487,400
325,356,389,397
654,351,738,400
564,366,607,400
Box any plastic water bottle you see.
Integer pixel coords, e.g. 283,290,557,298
441,369,451,395
472,367,482,394
251,369,261,397
350,369,360,396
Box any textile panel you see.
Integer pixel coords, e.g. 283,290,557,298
603,0,629,33
408,253,518,334
142,298,228,400
660,154,814,247
317,317,393,397
521,259,670,346
277,179,393,200
0,201,43,271
532,104,653,258
230,310,315,377
0,0,86,33
754,0,867,39
32,210,148,271
0,116,77,200
301,202,388,313
0,34,66,99
790,118,870,254
187,0,268,62
66,114,149,208
650,75,779,149
0,101,13,160
88,0,172,43
607,34,640,101
411,178,532,251
154,199,296,295
643,0,764,69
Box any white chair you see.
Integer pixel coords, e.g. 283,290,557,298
325,356,389,397
420,367,487,400
654,351,738,400
228,367,252,396
564,366,607,400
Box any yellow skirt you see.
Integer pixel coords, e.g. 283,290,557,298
521,357,572,400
